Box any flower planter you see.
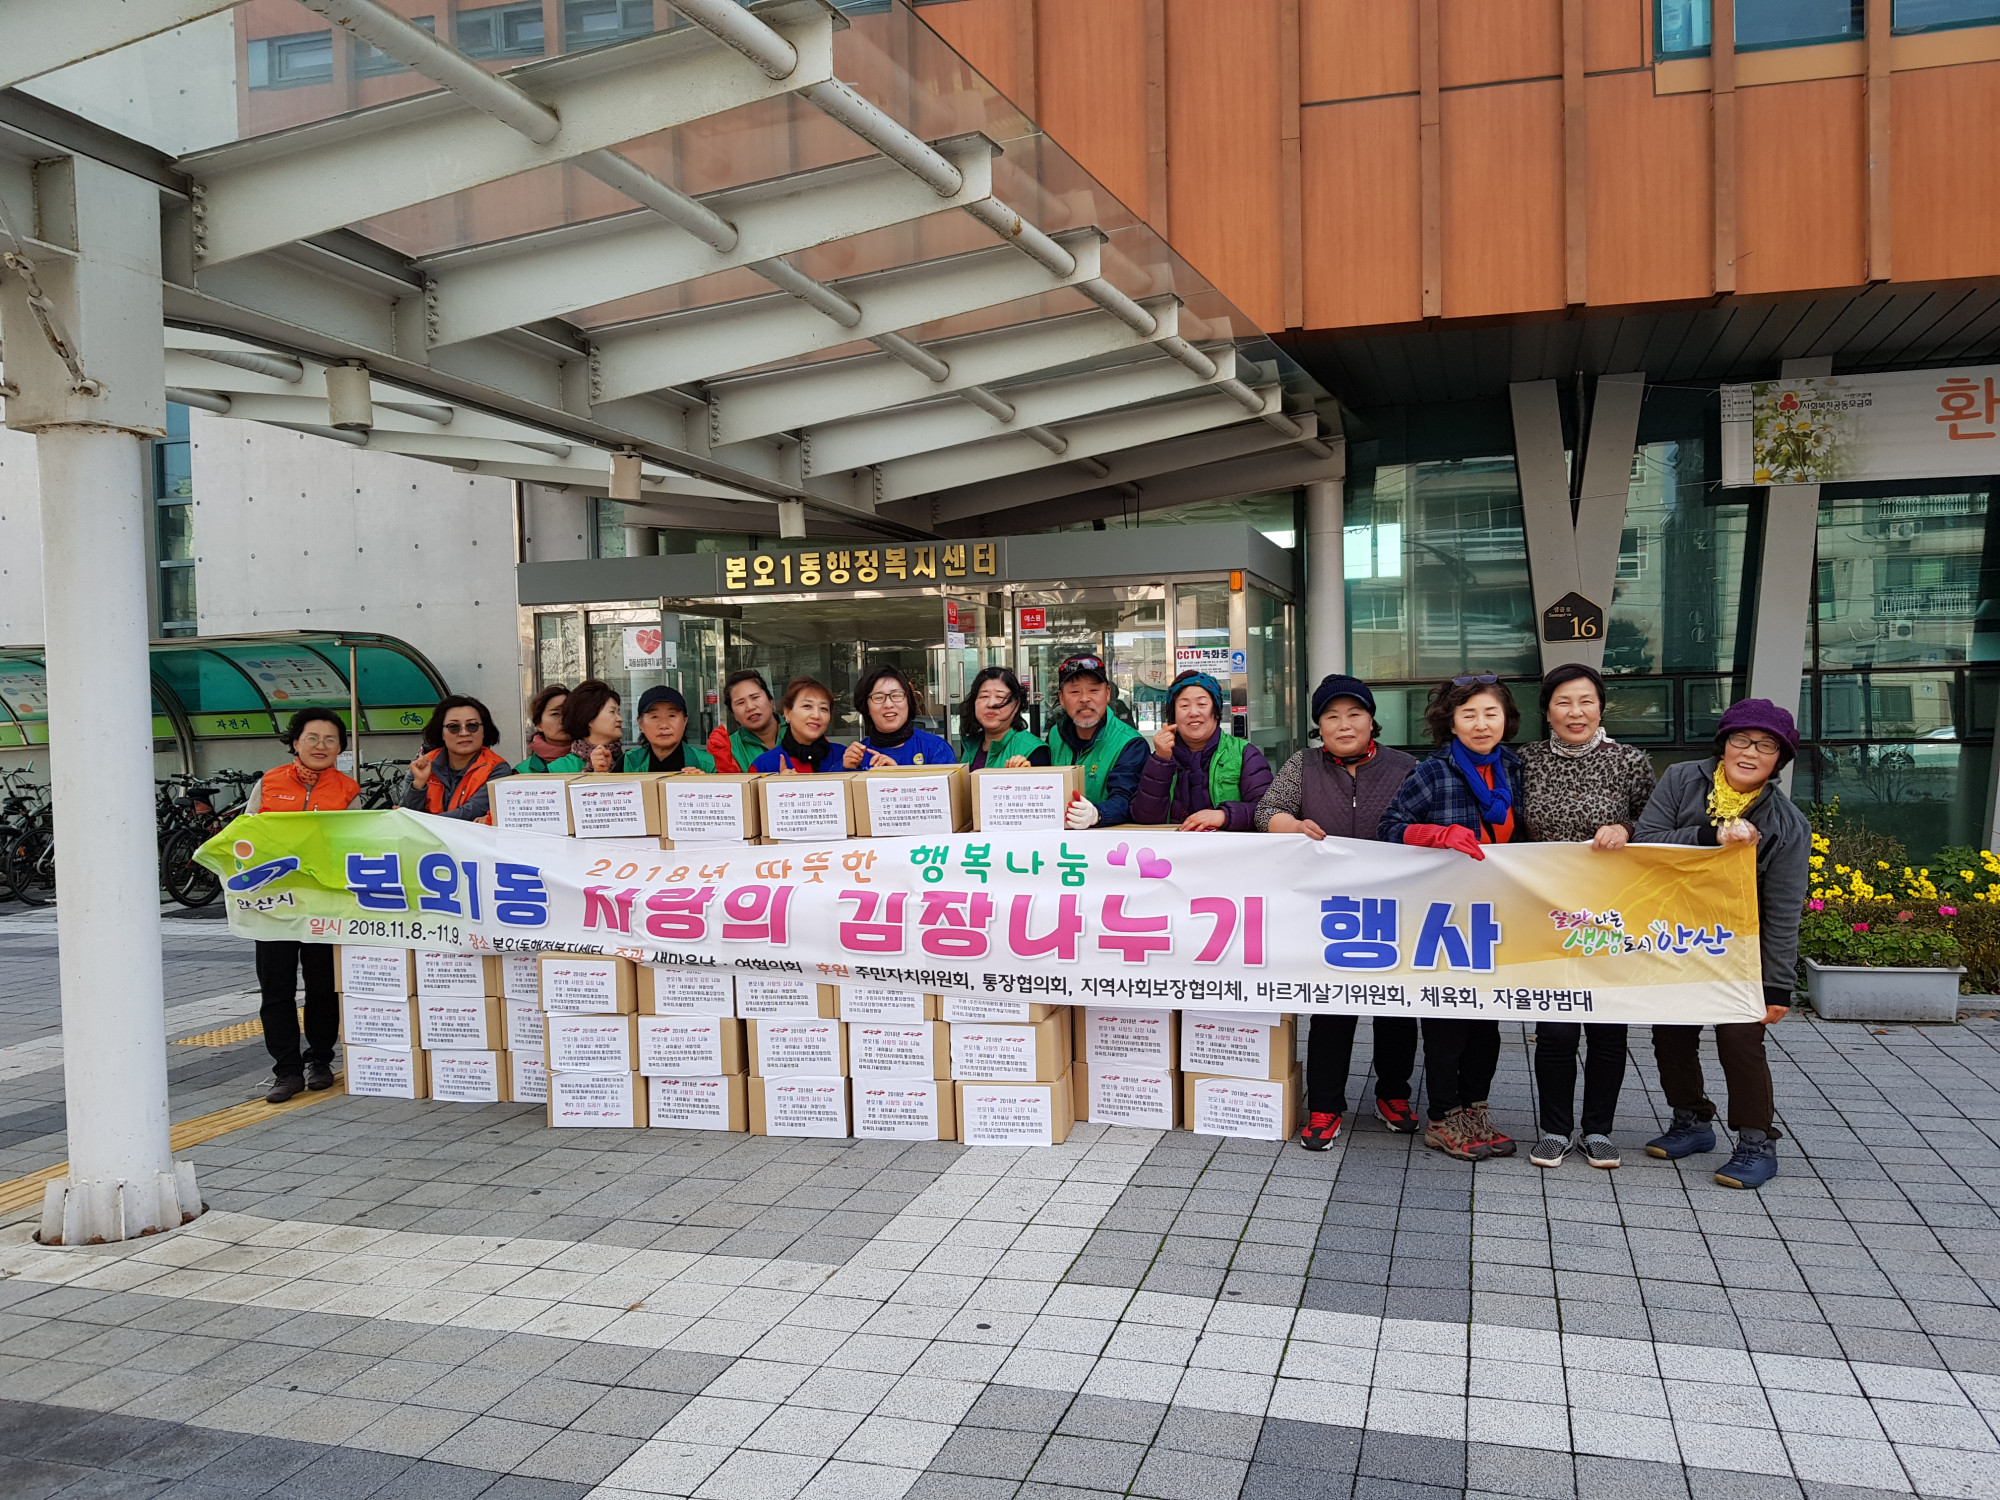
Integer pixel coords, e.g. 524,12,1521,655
1803,959,1964,1024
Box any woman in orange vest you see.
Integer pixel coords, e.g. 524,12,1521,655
402,695,513,822
244,707,360,1102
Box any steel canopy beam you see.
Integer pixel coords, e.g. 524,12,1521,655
590,230,1103,402
422,141,997,347
184,6,836,267
0,0,242,92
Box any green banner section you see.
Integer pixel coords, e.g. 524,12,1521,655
197,810,456,941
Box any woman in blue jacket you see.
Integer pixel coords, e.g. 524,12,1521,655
842,665,956,767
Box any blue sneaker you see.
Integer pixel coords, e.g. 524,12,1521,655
1644,1109,1716,1160
1714,1130,1778,1189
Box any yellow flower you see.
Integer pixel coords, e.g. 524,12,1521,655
1963,871,1975,882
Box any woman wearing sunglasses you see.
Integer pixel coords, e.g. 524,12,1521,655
1379,672,1522,1162
403,694,513,822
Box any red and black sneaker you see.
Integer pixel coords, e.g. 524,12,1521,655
1375,1097,1420,1134
1299,1111,1343,1151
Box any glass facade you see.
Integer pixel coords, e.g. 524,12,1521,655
1657,0,1865,55
1892,0,2000,30
153,403,196,638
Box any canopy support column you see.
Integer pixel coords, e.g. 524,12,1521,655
1304,465,1347,680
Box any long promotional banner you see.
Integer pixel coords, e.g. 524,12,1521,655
1721,365,2000,487
198,813,1764,1024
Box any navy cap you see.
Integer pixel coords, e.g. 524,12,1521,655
637,685,687,718
1311,674,1376,721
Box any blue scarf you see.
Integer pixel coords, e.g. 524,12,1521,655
1448,738,1513,828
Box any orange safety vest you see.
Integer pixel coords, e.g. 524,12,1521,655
425,746,506,818
258,762,361,813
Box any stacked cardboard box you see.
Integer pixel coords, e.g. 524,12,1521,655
416,951,510,1104
1180,1011,1302,1141
539,952,644,1127
945,994,1075,1146
840,984,954,1141
1073,1007,1180,1130
338,946,428,1098
639,968,747,1132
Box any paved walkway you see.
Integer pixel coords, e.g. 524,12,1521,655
1,913,1997,1500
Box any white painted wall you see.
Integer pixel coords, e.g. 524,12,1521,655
0,426,42,643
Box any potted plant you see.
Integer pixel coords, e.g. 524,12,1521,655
1801,826,1965,1023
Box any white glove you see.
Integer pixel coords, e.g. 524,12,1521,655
1065,795,1100,830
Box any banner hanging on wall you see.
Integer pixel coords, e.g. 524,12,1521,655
199,813,1764,1024
1721,365,2000,487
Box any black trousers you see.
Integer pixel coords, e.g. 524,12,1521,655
1305,1015,1419,1114
1420,1017,1501,1121
1652,1022,1779,1137
1533,1022,1627,1137
256,940,337,1077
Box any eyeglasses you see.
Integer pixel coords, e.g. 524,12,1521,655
297,735,342,749
1725,733,1782,755
442,720,484,734
867,691,908,707
1452,674,1499,687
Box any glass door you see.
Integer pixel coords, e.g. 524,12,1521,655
1012,592,1169,737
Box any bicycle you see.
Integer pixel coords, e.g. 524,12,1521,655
357,758,410,810
159,768,257,908
0,765,55,907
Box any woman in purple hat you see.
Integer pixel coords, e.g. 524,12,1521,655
1632,698,1809,1190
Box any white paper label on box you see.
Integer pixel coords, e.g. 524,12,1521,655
347,1047,420,1099
420,998,492,1051
649,1076,736,1131
568,781,652,839
765,780,848,841
510,1051,549,1105
950,1023,1039,1081
505,999,544,1053
416,951,487,1000
848,1023,937,1077
736,977,819,1018
762,1077,848,1137
639,1016,727,1077
432,1051,502,1103
1191,1076,1290,1140
853,1080,943,1139
547,1016,632,1072
646,969,734,1015
341,997,414,1050
542,959,622,1014
500,953,540,1002
960,1083,1054,1146
1180,1014,1278,1076
1088,1068,1177,1129
941,995,1032,1024
491,777,570,833
977,772,1069,830
839,986,927,1022
757,1021,841,1075
1082,1009,1175,1068
340,946,408,998
549,1071,637,1126
663,781,746,843
865,776,954,836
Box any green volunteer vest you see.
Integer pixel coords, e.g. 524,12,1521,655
975,727,1046,768
622,742,715,773
1051,715,1141,802
1173,731,1246,807
728,728,775,773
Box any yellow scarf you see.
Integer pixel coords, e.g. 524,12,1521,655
1706,764,1761,826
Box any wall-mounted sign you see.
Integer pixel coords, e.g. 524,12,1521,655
721,541,999,592
1542,591,1604,643
1019,607,1048,635
1175,646,1231,676
1722,365,2000,487
622,626,671,670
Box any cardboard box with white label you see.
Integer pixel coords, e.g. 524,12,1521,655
431,1050,512,1104
548,1070,646,1128
735,977,837,1019
638,1015,746,1077
346,1045,429,1100
337,945,414,999
659,773,761,846
567,773,667,838
418,995,505,1051
949,1014,1070,1082
1072,1064,1179,1129
1185,1068,1301,1141
638,967,735,1016
490,774,572,834
759,773,857,842
504,999,545,1053
850,764,969,837
499,953,541,1004
414,952,501,1000
749,1018,847,1076
1075,1007,1179,1069
836,986,938,1022
748,1074,849,1137
545,1013,641,1073
853,1078,956,1140
1179,1011,1297,1081
537,953,637,1014
956,1074,1074,1146
340,994,418,1050
647,1074,748,1132
940,996,1063,1025
847,1021,950,1078
508,1049,548,1105
970,766,1084,831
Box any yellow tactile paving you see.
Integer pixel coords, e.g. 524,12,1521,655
172,1009,301,1047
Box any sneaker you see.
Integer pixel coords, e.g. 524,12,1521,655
1714,1129,1778,1189
304,1061,336,1092
265,1074,304,1104
1374,1097,1420,1134
1299,1112,1343,1151
1529,1132,1571,1168
1644,1109,1717,1160
1464,1102,1516,1157
1581,1133,1621,1170
1424,1108,1491,1161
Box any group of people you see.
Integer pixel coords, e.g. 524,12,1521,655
243,656,1808,1194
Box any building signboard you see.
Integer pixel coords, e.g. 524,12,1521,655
1722,365,2000,487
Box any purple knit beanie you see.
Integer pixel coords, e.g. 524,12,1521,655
1714,698,1799,768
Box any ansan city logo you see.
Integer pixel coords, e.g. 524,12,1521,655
224,837,300,893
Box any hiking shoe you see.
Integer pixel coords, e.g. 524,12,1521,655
1529,1133,1571,1168
1714,1130,1777,1189
1644,1109,1717,1160
1464,1102,1516,1157
1375,1097,1420,1134
1424,1108,1491,1161
1299,1112,1343,1151
305,1062,335,1092
1581,1133,1621,1170
265,1074,305,1104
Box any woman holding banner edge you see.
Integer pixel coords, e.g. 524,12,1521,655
1378,673,1524,1162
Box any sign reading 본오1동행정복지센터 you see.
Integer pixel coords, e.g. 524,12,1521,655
720,541,1000,591
1721,365,2000,488
197,812,1767,1026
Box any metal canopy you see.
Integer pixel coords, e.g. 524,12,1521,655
2,0,1336,542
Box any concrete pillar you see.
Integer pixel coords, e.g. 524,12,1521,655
1303,457,1348,680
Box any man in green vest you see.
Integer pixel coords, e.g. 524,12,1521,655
1049,653,1147,828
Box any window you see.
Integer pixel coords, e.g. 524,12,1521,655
564,0,653,51
246,31,335,89
153,404,196,637
1657,0,1712,55
353,15,435,77
1655,0,1864,56
1894,0,2000,31
456,2,545,59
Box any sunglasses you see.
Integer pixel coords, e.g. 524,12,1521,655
1452,674,1499,687
1061,657,1105,674
442,720,484,734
